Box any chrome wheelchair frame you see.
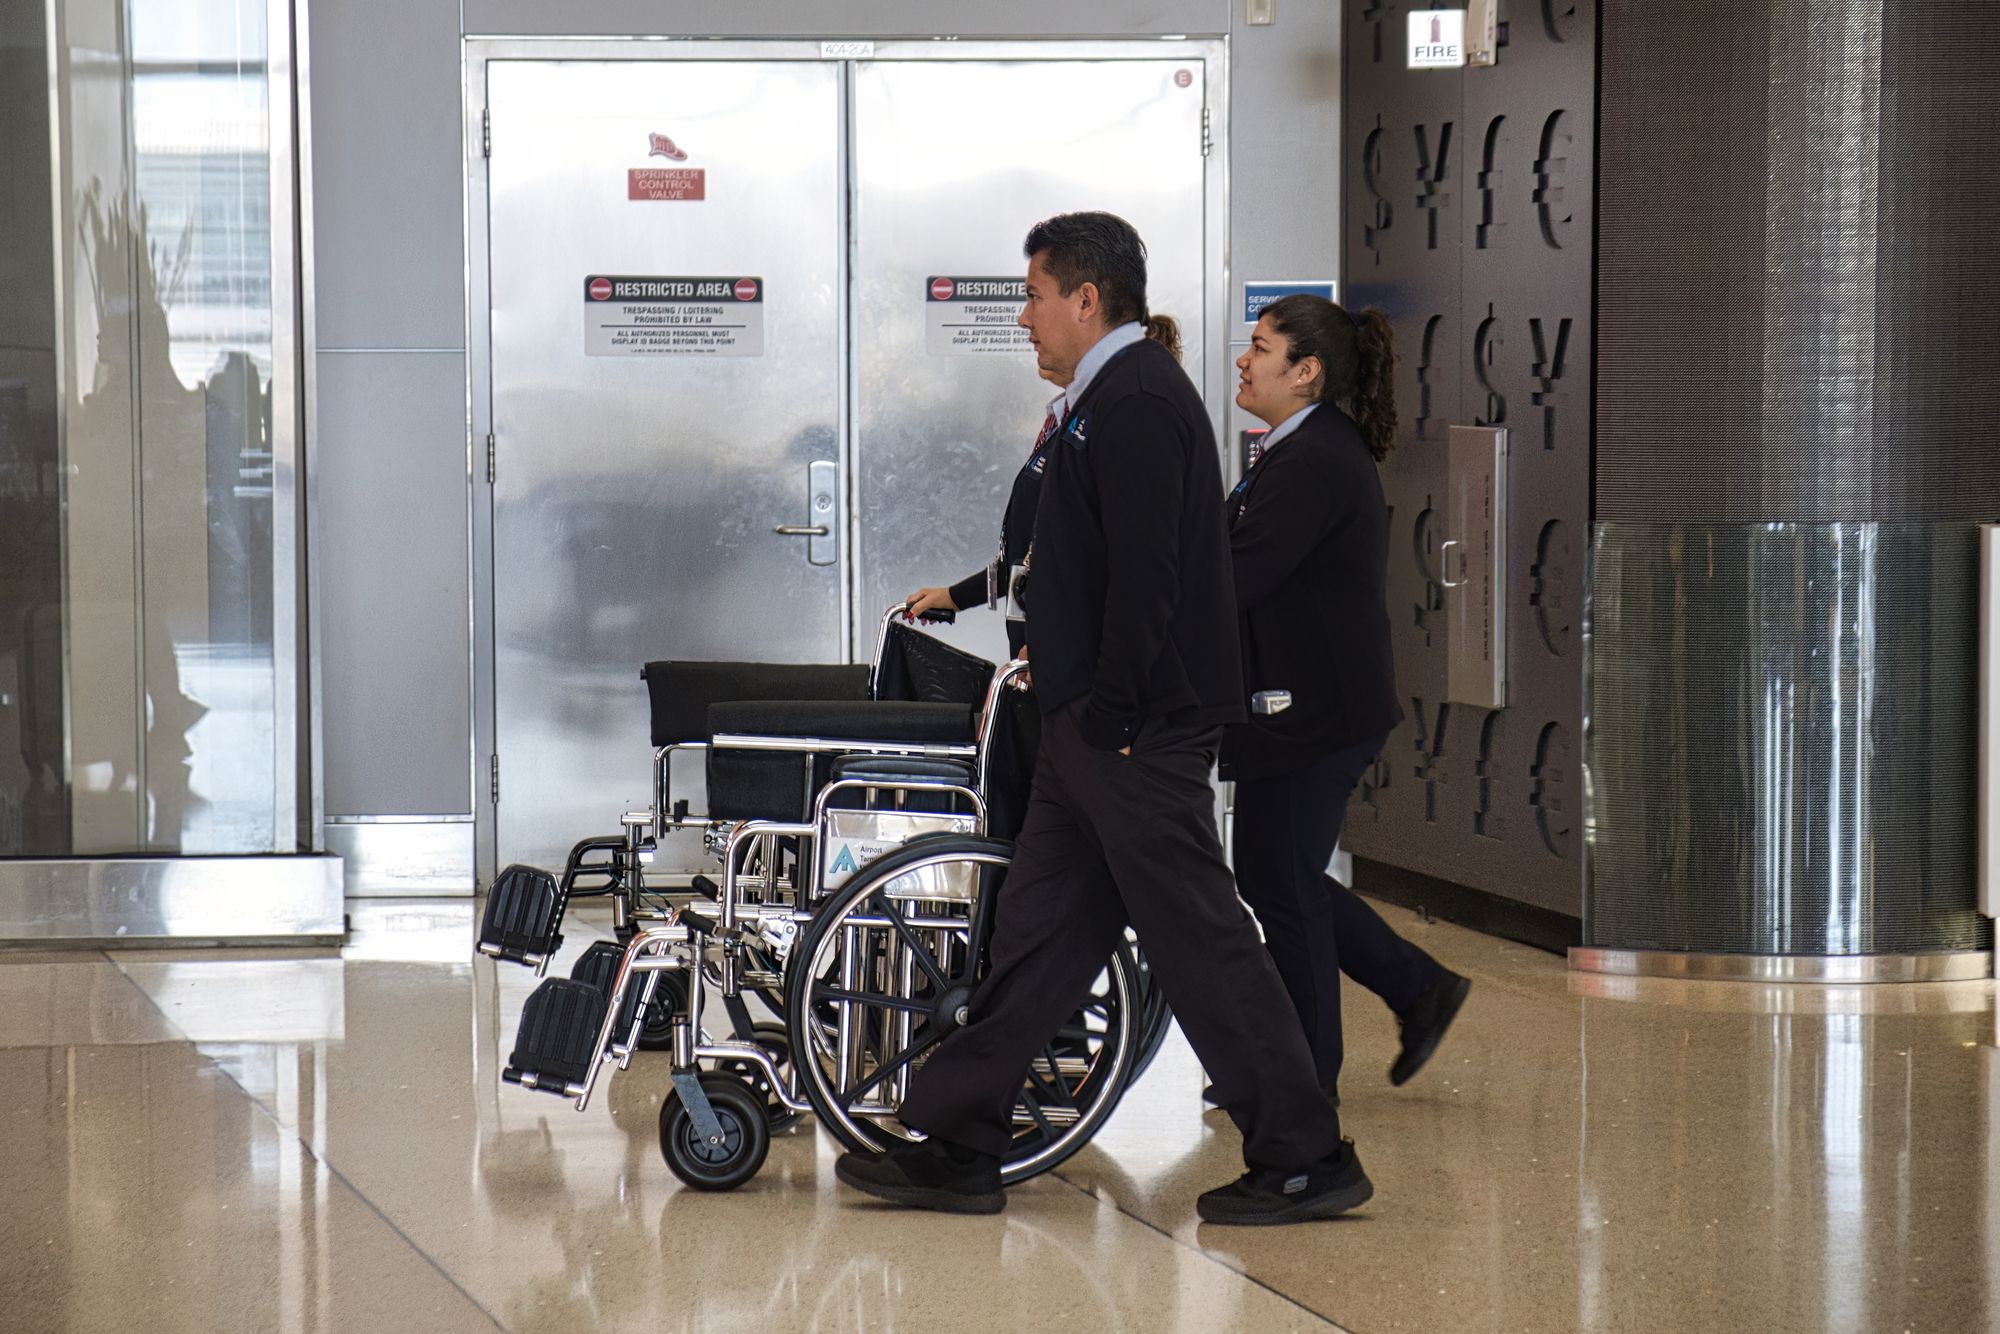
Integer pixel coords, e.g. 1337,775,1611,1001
491,607,1143,1191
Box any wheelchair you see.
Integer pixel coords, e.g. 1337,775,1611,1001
479,605,1173,1191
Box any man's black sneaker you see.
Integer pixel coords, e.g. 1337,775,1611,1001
1389,971,1472,1086
1204,1083,1337,1109
834,1138,1005,1215
1195,1139,1373,1226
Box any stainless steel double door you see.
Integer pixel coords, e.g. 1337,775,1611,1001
483,51,1213,872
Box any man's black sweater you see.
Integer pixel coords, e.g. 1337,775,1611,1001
1025,336,1245,750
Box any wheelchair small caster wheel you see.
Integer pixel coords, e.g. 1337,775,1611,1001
660,1074,768,1191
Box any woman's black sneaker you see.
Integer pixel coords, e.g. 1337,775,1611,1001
1390,971,1472,1086
834,1139,1005,1215
1195,1139,1373,1226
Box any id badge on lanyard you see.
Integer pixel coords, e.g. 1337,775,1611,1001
994,438,1052,616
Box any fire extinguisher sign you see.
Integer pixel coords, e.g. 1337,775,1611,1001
1407,10,1467,68
583,275,765,356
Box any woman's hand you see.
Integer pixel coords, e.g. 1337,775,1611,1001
905,587,958,620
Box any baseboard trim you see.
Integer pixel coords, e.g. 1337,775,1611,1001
1351,857,1581,956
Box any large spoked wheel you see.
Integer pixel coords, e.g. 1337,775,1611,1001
659,1073,770,1191
785,834,1137,1186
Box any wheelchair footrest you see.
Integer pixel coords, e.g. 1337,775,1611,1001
479,863,564,965
503,977,608,1094
569,940,653,1037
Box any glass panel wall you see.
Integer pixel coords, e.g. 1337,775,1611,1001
2,0,300,858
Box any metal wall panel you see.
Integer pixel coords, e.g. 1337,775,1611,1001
1587,523,1990,956
483,60,845,871
849,58,1213,664
307,0,464,351
1340,1,1595,917
324,819,474,896
316,350,471,816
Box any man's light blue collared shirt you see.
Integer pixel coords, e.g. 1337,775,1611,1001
1063,321,1148,416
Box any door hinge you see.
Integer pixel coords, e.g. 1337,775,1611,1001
485,431,496,484
1201,107,1213,158
481,109,491,158
489,754,500,805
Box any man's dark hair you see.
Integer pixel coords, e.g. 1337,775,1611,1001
1023,212,1149,328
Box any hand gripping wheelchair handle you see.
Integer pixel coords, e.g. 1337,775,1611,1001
891,599,955,625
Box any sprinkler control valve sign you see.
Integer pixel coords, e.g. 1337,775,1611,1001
583,275,764,356
925,276,1032,355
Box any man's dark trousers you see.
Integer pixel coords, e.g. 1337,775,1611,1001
1232,732,1451,1092
896,699,1342,1172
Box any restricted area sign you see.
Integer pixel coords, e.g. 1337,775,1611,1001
583,275,764,356
924,275,1032,355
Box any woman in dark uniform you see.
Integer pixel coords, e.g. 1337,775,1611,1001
1223,294,1470,1102
905,315,1182,651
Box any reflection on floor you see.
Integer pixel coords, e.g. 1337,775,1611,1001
1,897,1995,1333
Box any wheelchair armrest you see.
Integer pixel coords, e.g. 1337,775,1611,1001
644,661,870,746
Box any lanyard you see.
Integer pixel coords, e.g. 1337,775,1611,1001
992,411,1062,606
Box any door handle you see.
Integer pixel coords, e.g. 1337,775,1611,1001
785,460,838,567
1438,538,1466,589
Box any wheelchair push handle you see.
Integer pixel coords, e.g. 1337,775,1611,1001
892,600,955,626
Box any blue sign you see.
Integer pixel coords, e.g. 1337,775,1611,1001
1243,280,1337,324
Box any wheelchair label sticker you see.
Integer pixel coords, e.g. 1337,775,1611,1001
584,275,764,356
925,275,1033,355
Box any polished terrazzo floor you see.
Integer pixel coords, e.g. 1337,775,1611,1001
2,898,1995,1333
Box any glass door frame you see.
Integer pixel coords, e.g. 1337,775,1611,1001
0,0,337,945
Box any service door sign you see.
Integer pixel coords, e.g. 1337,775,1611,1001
1243,280,1338,330
584,275,764,357
925,276,1032,355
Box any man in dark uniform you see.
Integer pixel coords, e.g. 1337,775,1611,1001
836,212,1373,1226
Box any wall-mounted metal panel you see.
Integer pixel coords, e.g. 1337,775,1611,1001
324,819,474,897
316,350,472,816
1443,424,1506,710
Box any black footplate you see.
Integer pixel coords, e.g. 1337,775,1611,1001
570,939,687,1051
503,977,608,1094
569,940,650,1036
479,863,564,965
